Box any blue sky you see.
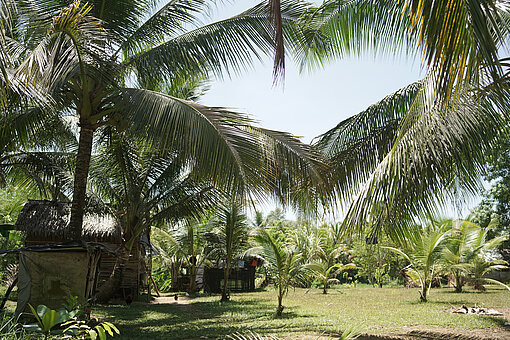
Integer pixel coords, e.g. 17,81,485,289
199,1,481,220
201,1,424,144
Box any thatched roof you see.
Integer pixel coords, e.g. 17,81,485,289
16,200,121,243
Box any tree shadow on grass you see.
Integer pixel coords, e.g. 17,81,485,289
95,296,313,339
406,299,477,306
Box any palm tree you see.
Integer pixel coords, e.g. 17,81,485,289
152,219,214,293
305,261,355,294
304,0,510,238
208,202,250,301
254,228,304,316
385,219,452,302
302,223,354,294
468,257,510,292
88,130,220,301
443,220,509,292
13,0,331,243
442,220,482,292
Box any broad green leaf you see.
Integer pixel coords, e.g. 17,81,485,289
96,325,106,340
102,322,113,336
41,309,59,332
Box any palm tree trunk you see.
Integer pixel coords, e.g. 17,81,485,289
454,273,463,293
276,285,284,316
323,279,328,294
420,280,430,302
95,246,132,303
188,259,197,293
221,261,231,301
171,261,180,291
69,123,95,241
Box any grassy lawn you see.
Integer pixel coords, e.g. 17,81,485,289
93,286,510,339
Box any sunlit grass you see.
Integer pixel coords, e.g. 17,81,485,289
93,285,510,339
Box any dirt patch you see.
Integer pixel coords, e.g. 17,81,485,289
130,294,193,311
151,295,192,305
291,320,510,340
295,327,510,340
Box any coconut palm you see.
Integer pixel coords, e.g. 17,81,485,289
442,220,482,292
305,261,355,294
303,223,354,293
12,0,330,243
207,202,250,302
254,228,304,316
87,130,220,301
443,220,510,292
304,0,510,239
152,219,214,293
290,224,321,265
385,220,452,302
468,257,510,292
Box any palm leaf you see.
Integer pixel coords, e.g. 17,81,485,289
122,88,330,211
125,0,320,83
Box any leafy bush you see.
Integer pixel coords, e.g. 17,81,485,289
24,296,119,340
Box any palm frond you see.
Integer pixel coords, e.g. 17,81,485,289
319,72,506,239
126,0,319,83
305,0,510,101
314,81,422,206
118,0,208,59
122,88,330,212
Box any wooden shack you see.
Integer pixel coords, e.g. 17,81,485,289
203,255,264,293
15,200,149,299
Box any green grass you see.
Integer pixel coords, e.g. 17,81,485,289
93,285,510,339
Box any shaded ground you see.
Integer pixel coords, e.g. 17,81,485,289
89,286,510,339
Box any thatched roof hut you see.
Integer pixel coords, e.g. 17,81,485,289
16,200,121,243
15,200,149,302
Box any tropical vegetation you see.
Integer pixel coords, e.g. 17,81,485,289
2,0,510,339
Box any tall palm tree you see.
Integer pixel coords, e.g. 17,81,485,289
13,0,331,242
303,0,510,239
208,201,250,302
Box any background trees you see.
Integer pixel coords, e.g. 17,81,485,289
470,134,510,258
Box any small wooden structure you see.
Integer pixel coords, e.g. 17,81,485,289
203,256,263,293
15,200,149,299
